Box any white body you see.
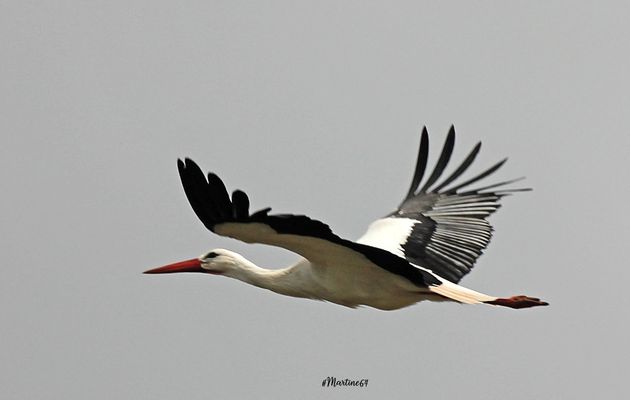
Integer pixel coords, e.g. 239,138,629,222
210,249,495,310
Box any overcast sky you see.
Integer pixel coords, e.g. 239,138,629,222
2,1,629,399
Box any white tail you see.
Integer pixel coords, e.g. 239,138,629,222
429,279,548,309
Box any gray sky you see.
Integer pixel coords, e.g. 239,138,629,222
2,1,628,399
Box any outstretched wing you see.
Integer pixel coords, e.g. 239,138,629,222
177,158,440,287
358,126,528,283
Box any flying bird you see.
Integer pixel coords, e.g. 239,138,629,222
145,126,547,310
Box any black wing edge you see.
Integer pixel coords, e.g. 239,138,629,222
393,126,530,283
177,158,339,240
400,125,530,204
177,158,250,231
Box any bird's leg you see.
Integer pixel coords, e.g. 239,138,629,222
485,295,549,309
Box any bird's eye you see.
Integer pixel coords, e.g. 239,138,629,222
204,251,220,259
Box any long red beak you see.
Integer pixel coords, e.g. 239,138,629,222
144,258,203,274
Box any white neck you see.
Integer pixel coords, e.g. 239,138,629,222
224,255,314,299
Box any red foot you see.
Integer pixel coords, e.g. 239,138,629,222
485,295,549,309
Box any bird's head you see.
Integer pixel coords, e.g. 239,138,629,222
144,248,243,276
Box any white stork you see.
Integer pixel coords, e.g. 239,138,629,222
145,126,547,310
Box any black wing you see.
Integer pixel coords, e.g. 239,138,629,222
177,158,440,287
358,126,528,283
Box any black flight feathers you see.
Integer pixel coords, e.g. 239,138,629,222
177,158,338,240
392,126,528,283
401,125,524,205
